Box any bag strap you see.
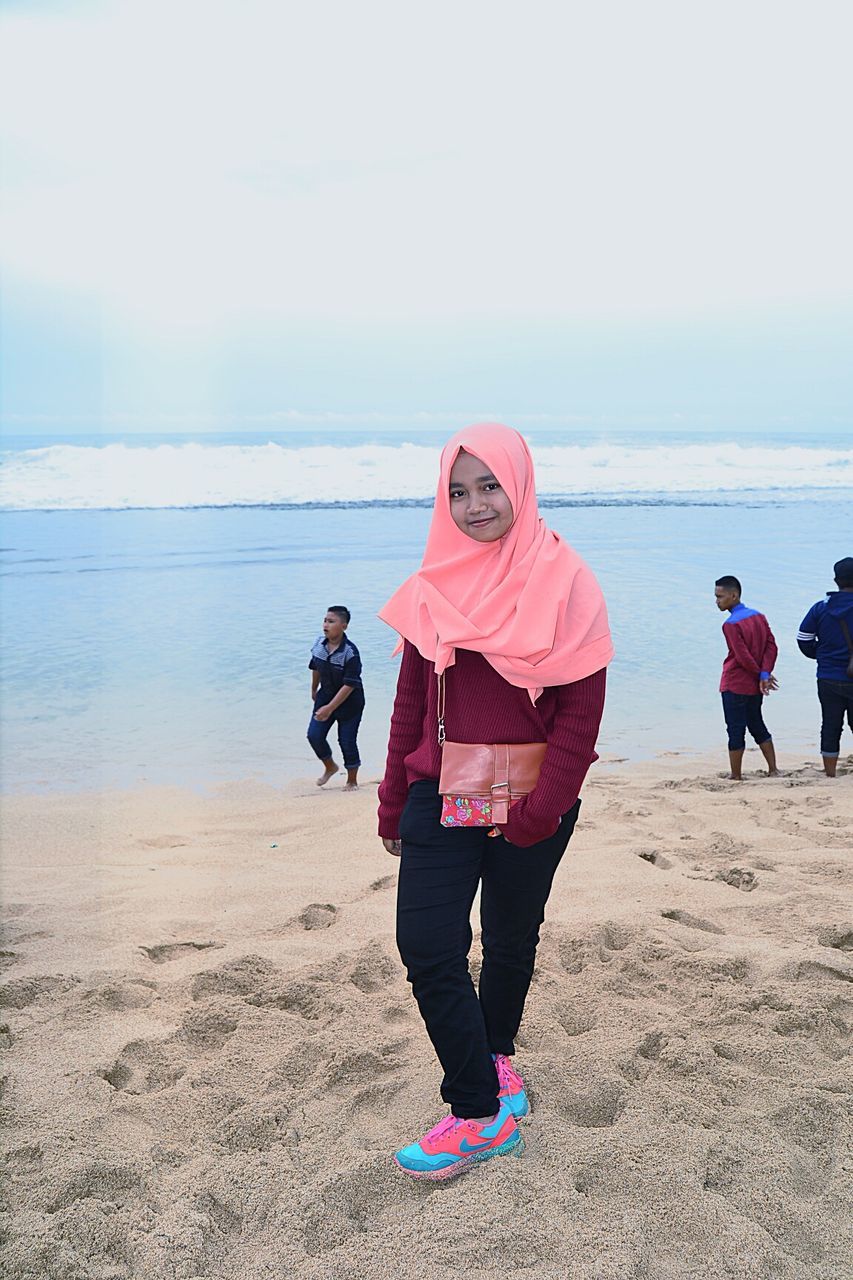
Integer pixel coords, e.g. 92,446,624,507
437,671,446,746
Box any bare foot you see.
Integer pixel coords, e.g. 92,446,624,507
344,782,359,791
317,762,339,787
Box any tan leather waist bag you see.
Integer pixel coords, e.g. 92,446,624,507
438,739,547,824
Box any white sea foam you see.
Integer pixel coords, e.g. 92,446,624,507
1,440,852,510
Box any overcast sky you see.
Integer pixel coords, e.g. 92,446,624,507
1,0,851,432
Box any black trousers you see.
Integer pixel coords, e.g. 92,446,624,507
396,779,580,1119
817,679,853,755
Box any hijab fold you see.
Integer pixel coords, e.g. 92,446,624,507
379,423,613,702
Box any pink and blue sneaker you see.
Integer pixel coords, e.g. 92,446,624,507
393,1101,523,1181
494,1053,530,1120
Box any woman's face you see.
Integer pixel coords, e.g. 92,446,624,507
448,449,514,542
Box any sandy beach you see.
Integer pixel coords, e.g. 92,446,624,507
1,750,851,1280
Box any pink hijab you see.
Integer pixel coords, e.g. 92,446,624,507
379,423,613,701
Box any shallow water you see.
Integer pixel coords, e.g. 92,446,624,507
3,490,851,792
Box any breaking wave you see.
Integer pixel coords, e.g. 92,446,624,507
2,440,852,510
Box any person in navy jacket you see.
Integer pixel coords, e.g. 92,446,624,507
714,575,779,781
797,556,853,776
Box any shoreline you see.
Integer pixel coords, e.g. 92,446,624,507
0,732,832,799
1,754,851,1278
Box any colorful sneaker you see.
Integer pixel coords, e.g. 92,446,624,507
393,1102,523,1181
493,1053,530,1119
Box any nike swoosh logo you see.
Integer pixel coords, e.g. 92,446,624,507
458,1137,496,1154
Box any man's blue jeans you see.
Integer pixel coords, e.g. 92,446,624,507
307,699,363,768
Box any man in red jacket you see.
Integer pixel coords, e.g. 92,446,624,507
714,575,780,780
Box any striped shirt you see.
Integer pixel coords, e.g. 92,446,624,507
309,635,364,719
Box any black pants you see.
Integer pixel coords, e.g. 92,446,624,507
396,779,580,1119
721,691,771,751
817,679,853,756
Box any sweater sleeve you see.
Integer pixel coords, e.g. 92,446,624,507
377,641,427,839
797,603,820,660
760,620,778,678
500,667,607,849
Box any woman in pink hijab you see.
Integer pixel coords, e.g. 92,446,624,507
378,423,613,1180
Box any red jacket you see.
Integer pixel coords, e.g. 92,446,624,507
720,604,778,695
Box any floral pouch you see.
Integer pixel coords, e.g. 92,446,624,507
440,794,518,836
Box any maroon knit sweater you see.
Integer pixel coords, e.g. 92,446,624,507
377,643,607,848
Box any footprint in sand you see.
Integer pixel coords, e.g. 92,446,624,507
636,848,672,870
769,1094,843,1155
45,1156,148,1214
4,1144,44,1176
349,941,397,994
299,903,338,930
0,974,79,1010
599,921,636,952
0,951,17,973
140,941,223,963
350,1077,407,1114
215,1100,294,1154
179,1006,239,1048
191,954,281,1001
381,1003,410,1024
98,1039,187,1094
637,1029,668,1060
191,953,341,1022
558,1079,626,1128
326,1040,407,1090
301,1160,397,1257
251,977,330,1020
99,1005,239,1094
716,867,757,891
556,1005,597,1037
817,925,853,952
369,874,395,892
661,909,725,935
82,978,158,1011
786,958,853,984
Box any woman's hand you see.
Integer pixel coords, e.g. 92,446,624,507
313,706,332,722
382,838,402,857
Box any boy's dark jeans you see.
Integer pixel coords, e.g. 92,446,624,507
721,691,771,751
396,779,580,1119
306,698,363,768
817,679,853,756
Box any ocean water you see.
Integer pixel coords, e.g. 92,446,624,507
2,428,852,792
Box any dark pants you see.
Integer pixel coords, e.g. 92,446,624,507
817,679,853,756
396,779,580,1119
721,691,771,751
306,698,363,768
